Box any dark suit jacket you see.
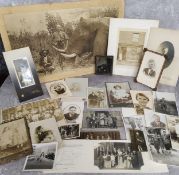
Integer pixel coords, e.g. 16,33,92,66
64,113,79,120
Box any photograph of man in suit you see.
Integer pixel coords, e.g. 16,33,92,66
150,114,166,128
53,83,66,95
143,59,156,77
64,106,79,121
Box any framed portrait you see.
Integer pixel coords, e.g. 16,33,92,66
46,80,72,99
147,28,179,87
3,47,43,102
107,18,159,77
0,0,124,83
95,56,113,75
136,49,166,89
0,118,32,164
105,82,133,107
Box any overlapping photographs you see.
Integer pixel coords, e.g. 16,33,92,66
105,82,133,107
0,118,32,164
94,142,144,170
23,142,58,171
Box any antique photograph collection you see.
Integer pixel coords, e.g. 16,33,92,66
0,0,179,174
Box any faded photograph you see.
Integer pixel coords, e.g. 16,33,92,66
154,92,178,116
117,31,146,66
59,124,79,139
13,57,35,88
80,131,120,140
24,142,57,170
130,90,153,115
94,142,144,169
0,118,32,164
88,87,108,108
105,82,133,107
143,59,156,77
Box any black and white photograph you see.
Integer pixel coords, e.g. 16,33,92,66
59,124,80,139
46,80,71,99
144,109,167,128
29,118,62,144
0,118,32,164
95,56,113,75
130,90,154,115
1,0,124,83
80,131,120,140
65,78,88,99
94,142,144,169
130,130,148,152
166,116,179,150
23,142,57,170
136,50,165,89
105,82,133,107
88,87,108,109
154,91,178,116
3,47,43,102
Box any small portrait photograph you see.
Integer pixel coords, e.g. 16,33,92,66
105,82,133,107
82,111,124,129
144,109,167,128
87,87,108,109
130,90,154,115
65,78,88,99
59,124,80,139
23,142,57,171
0,118,32,164
154,91,178,116
13,57,35,88
46,80,71,99
29,118,62,144
130,130,148,152
94,142,144,170
95,56,113,75
136,50,165,89
166,116,179,150
80,131,120,140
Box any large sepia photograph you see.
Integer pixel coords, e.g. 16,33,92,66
0,0,124,82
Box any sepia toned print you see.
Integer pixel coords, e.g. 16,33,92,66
117,31,146,66
0,118,32,164
0,0,124,83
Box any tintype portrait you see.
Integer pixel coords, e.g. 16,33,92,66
144,109,167,128
24,142,57,170
130,130,148,152
65,78,88,99
130,90,154,115
0,118,32,164
0,0,124,83
154,92,178,116
105,82,133,107
46,80,71,99
136,50,165,89
59,124,80,139
88,87,108,109
95,56,113,75
29,118,62,144
80,131,120,140
94,142,144,170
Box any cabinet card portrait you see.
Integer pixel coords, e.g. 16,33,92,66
0,118,32,165
23,142,58,171
107,18,159,76
136,50,165,89
87,87,108,109
46,80,71,99
130,90,154,115
147,28,179,86
105,82,133,108
154,91,178,116
65,78,88,99
3,47,43,102
0,0,124,83
29,118,62,145
144,109,167,128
